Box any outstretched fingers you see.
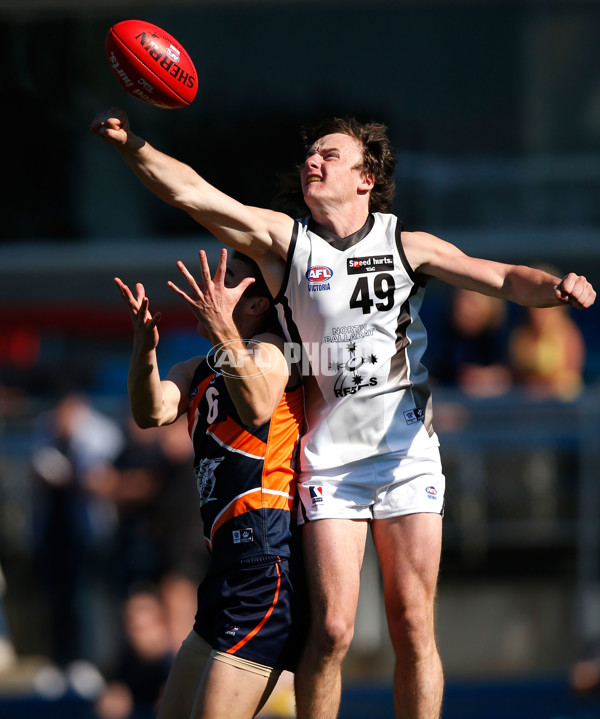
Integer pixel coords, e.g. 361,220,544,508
176,259,203,299
211,248,228,287
114,276,135,304
167,278,196,308
199,248,219,287
114,276,160,345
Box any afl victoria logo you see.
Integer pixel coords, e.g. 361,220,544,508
306,266,333,282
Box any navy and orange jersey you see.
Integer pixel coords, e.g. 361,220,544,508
186,358,303,572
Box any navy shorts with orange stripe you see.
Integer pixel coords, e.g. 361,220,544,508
193,554,307,672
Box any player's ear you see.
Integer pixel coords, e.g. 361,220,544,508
358,172,375,192
246,296,270,316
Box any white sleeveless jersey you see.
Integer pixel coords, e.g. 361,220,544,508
275,212,439,471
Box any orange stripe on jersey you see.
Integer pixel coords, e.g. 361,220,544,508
208,416,267,459
262,386,304,495
208,488,294,550
187,373,215,436
226,560,281,655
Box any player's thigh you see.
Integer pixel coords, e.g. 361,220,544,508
302,518,369,623
371,512,442,610
157,630,211,719
191,655,278,719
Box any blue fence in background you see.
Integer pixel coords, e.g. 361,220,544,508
2,678,600,719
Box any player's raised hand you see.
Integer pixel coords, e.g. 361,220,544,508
555,273,596,309
91,107,142,149
168,249,255,334
114,277,161,350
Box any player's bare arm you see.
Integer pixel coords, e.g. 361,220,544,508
403,230,596,309
169,249,290,427
220,330,292,427
91,108,293,292
115,276,194,427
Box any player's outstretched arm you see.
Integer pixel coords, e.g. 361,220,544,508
91,108,294,266
404,230,596,309
115,277,193,428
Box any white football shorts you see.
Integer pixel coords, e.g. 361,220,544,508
297,446,445,523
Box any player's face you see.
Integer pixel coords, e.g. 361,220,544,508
224,259,252,290
226,259,255,330
301,133,366,209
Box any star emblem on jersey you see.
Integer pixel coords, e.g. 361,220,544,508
332,341,379,397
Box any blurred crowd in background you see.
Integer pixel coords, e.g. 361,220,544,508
0,275,598,717
2,0,600,715
0,388,205,718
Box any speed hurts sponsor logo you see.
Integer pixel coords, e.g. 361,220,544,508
347,255,394,274
306,266,333,292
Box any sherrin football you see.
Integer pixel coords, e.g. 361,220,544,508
105,19,197,109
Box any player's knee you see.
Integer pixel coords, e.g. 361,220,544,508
310,613,354,659
387,602,435,656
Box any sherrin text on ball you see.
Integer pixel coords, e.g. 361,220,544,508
105,19,197,109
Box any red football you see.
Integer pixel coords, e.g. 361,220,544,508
105,19,197,109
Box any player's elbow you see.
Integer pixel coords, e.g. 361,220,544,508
240,411,270,429
238,402,274,428
131,405,171,428
132,414,161,429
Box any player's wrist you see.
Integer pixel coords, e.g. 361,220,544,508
121,132,145,153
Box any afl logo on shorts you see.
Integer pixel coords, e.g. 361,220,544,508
425,486,437,499
306,266,333,282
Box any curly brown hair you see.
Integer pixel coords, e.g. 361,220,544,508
271,117,397,217
301,117,397,213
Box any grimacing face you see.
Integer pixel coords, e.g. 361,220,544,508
300,133,368,209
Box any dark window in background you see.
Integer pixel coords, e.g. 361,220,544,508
3,2,599,244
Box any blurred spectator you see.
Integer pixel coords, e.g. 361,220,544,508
508,302,585,400
30,392,124,670
152,419,207,652
99,418,167,595
0,562,16,674
256,670,296,719
100,417,207,653
569,639,600,696
429,287,512,397
94,584,173,719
